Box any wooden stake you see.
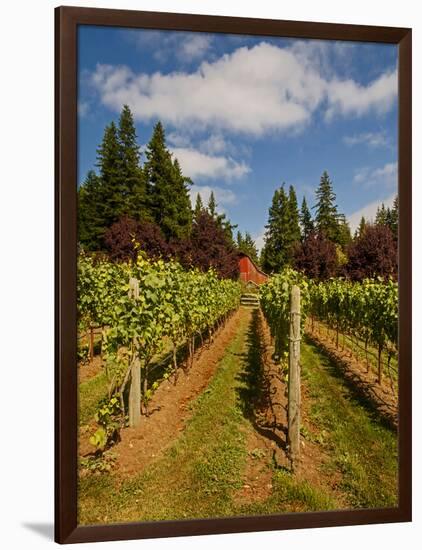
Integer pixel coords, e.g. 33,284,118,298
128,277,141,427
288,285,301,470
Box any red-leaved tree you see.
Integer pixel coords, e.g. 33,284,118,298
180,211,239,279
104,216,170,261
345,224,397,281
293,231,338,280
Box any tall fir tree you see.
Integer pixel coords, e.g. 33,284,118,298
288,185,301,244
336,213,352,248
389,195,398,240
355,216,367,239
78,170,104,250
207,191,237,245
96,121,125,227
261,185,295,272
194,193,204,221
144,121,192,240
299,196,314,240
314,171,340,243
375,203,388,226
117,105,147,220
207,192,217,218
171,157,193,239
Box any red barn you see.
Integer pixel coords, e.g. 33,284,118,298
238,253,268,286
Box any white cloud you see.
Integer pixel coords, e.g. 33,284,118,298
199,134,228,155
178,34,212,62
90,42,397,137
353,161,397,187
324,70,397,120
189,185,236,211
171,146,250,181
343,131,388,148
347,194,396,232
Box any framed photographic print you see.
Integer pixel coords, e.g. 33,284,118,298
55,6,412,544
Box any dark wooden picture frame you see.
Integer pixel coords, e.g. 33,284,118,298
55,5,412,544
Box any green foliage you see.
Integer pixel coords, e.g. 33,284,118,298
261,184,301,273
314,171,341,244
78,170,105,250
375,196,398,241
300,196,314,240
309,277,398,352
144,121,192,240
259,268,309,363
89,396,122,452
78,252,242,419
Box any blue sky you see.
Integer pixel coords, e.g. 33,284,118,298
78,25,398,249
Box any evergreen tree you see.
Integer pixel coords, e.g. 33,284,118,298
337,213,352,248
314,171,340,242
288,185,301,244
117,105,147,219
206,191,237,245
78,170,104,250
261,185,293,272
96,121,125,226
237,231,259,264
300,196,314,240
355,216,367,239
375,203,388,226
389,195,398,240
194,193,204,221
207,191,217,218
144,121,192,240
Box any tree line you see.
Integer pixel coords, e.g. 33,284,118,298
261,172,398,281
78,105,245,279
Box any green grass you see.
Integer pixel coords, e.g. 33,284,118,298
301,336,398,509
79,371,108,426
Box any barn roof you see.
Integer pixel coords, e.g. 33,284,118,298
238,252,268,278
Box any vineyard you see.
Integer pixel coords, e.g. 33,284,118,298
77,255,398,523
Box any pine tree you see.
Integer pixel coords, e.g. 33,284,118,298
389,195,398,240
171,157,193,239
96,121,125,226
355,216,367,238
262,186,288,272
117,105,146,219
206,191,237,245
237,231,259,264
314,171,340,242
300,196,314,240
144,121,192,240
337,213,352,248
78,170,104,250
375,203,388,226
207,192,217,218
194,193,204,221
288,185,301,244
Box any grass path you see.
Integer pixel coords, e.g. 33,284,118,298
79,309,398,525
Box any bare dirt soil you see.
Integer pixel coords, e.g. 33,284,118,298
78,355,103,383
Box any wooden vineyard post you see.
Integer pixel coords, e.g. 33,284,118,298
288,285,301,470
128,277,141,427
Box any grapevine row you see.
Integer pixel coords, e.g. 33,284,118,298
308,277,398,383
77,252,241,447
